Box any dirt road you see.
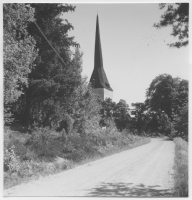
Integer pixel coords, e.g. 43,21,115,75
4,138,175,197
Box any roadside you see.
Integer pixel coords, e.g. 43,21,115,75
4,125,151,189
4,138,174,197
173,137,188,196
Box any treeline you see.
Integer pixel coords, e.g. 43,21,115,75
101,74,188,141
4,3,100,134
4,3,188,140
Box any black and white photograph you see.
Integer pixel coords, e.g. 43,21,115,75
3,1,189,197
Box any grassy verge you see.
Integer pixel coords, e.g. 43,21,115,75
173,137,188,197
4,127,151,189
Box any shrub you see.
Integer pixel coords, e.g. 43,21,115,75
27,126,63,159
4,128,31,160
173,137,188,197
4,145,20,173
4,122,151,189
56,113,74,134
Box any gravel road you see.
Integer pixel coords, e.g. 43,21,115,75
4,137,175,197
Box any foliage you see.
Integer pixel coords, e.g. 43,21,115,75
3,3,38,123
113,99,131,131
144,112,159,135
173,104,188,141
4,126,73,189
100,98,116,127
173,138,188,196
154,3,189,48
4,125,151,189
158,112,172,136
56,113,74,134
131,102,146,134
70,78,102,136
27,126,58,158
16,3,81,127
145,74,188,139
4,145,20,173
146,74,175,119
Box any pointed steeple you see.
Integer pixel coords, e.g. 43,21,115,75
90,15,113,91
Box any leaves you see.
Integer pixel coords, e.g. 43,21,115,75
4,4,37,104
146,74,188,139
100,98,116,127
23,4,81,126
154,3,189,48
131,103,146,134
4,4,38,124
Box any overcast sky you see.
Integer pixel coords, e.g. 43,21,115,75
63,3,189,106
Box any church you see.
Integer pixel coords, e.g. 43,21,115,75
90,15,113,101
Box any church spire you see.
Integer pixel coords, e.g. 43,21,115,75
94,14,103,69
90,15,113,91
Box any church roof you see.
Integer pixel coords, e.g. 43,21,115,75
90,15,113,91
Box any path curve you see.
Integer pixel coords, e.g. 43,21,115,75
4,137,175,197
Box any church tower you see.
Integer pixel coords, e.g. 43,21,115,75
90,15,113,100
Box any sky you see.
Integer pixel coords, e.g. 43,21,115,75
62,3,189,107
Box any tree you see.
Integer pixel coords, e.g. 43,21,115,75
100,98,116,127
172,79,188,140
146,74,176,119
158,112,172,136
113,99,130,131
154,3,189,48
21,4,81,126
131,102,146,134
145,111,160,135
173,103,188,140
3,3,38,123
146,74,188,138
69,78,102,136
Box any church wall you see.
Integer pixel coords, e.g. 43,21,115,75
104,88,113,100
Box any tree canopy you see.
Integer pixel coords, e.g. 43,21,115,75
113,99,130,131
154,3,189,48
131,103,146,134
145,74,176,119
21,3,82,126
3,4,38,122
145,74,188,139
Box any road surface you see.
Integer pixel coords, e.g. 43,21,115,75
4,137,175,197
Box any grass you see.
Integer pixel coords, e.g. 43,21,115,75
173,137,188,197
4,126,151,189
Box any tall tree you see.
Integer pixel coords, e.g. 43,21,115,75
146,74,188,138
70,77,102,136
113,99,130,131
146,74,175,119
22,4,81,126
3,3,37,123
158,112,172,136
173,103,188,140
100,98,116,127
131,102,146,134
154,3,189,48
145,111,160,135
